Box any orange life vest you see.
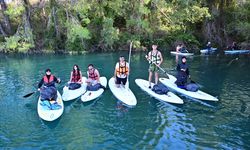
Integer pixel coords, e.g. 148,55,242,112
116,62,129,75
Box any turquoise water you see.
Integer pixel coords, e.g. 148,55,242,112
0,52,250,149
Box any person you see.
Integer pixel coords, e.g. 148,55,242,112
86,64,100,86
176,44,182,53
227,41,239,50
180,44,188,53
38,69,61,101
69,64,82,83
232,42,239,50
68,64,82,90
206,41,212,51
146,44,163,88
175,56,190,88
114,56,129,88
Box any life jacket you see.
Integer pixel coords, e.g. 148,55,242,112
88,69,98,80
149,51,160,65
71,71,81,82
116,62,129,76
43,75,54,84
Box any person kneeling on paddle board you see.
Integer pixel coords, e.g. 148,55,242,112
86,64,105,91
146,44,163,89
38,69,61,101
114,56,129,88
68,64,82,90
175,56,190,88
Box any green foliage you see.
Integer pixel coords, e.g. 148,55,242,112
65,18,91,52
4,4,25,19
5,36,20,51
1,0,249,53
225,1,250,42
67,23,91,43
100,18,119,49
2,35,33,53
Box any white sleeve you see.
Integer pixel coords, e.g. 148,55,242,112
115,63,119,69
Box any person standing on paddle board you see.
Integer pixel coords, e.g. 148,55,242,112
38,69,61,101
146,44,163,88
114,56,129,88
86,64,100,86
175,56,190,88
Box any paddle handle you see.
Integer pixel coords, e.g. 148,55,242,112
126,41,132,89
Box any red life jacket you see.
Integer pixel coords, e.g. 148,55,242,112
71,71,81,82
43,75,54,83
88,69,98,80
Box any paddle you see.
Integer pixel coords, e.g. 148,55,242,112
23,90,38,98
125,41,133,89
145,55,169,79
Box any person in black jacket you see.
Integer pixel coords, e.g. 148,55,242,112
38,69,61,101
175,56,190,88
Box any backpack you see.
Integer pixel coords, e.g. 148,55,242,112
68,83,81,90
186,83,199,92
152,83,169,95
40,86,57,100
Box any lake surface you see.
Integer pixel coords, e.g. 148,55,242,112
0,52,250,149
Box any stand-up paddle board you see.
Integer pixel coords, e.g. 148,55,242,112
38,91,64,121
62,83,86,101
108,77,137,106
159,75,218,101
135,79,184,104
81,77,107,102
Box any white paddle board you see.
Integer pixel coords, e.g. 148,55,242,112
81,77,107,102
108,77,137,106
135,79,184,104
37,91,64,121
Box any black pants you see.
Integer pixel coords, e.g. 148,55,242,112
116,76,127,85
175,72,188,86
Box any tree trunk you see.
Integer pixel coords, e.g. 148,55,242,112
0,23,7,36
52,7,60,38
0,0,12,35
22,0,34,46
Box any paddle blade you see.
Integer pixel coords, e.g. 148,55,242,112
164,72,170,79
23,92,35,98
